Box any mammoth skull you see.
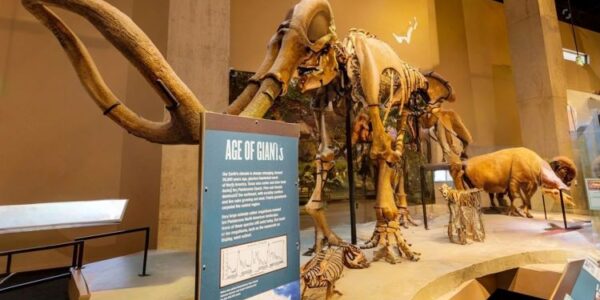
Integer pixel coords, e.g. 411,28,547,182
22,0,341,146
227,0,339,117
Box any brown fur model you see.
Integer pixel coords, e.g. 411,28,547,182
461,148,574,217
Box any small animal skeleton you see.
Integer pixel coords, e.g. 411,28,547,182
439,184,485,245
300,243,369,300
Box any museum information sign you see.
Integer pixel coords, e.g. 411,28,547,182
565,257,600,300
585,178,600,210
197,112,300,300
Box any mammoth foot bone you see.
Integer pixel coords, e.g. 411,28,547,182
303,206,345,256
304,155,345,256
302,232,345,256
394,172,419,228
361,219,420,264
397,206,420,228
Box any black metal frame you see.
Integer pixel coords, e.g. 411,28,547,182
0,227,151,294
559,190,569,229
542,189,581,231
0,272,72,293
75,227,150,276
419,163,451,230
555,189,581,230
541,192,548,220
0,240,82,293
345,96,358,244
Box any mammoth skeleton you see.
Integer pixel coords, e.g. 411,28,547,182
23,0,463,263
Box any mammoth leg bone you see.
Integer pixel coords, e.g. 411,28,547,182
363,161,420,263
436,110,472,159
443,110,472,159
393,112,418,228
304,104,343,255
433,115,467,190
423,109,471,190
395,170,419,228
362,106,420,263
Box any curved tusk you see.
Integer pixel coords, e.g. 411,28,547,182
226,31,284,116
22,0,204,144
225,83,260,116
239,77,282,118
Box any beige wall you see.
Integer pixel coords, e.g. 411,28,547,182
231,0,440,71
0,0,166,271
435,1,600,152
0,1,129,207
433,0,524,152
432,0,477,149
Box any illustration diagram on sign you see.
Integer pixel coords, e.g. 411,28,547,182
253,244,268,271
268,239,285,266
239,249,253,276
222,250,239,280
220,235,288,287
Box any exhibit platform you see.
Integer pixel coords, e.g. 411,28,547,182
81,211,597,300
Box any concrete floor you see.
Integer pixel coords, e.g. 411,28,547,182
84,210,599,300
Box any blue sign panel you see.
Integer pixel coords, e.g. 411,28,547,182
567,258,600,300
198,113,300,300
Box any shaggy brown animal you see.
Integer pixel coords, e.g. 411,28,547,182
461,148,575,218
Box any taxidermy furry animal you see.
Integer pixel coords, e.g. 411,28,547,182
461,147,576,217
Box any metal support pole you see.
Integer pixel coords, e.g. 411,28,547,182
415,114,421,153
140,228,150,276
6,254,11,274
415,116,429,230
420,166,429,230
71,243,78,268
77,242,84,269
345,96,357,244
559,189,568,230
74,227,150,273
541,192,548,220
